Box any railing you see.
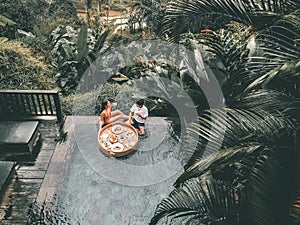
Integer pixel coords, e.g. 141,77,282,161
0,90,62,123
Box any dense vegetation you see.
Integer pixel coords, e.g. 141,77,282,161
147,1,300,225
0,0,299,225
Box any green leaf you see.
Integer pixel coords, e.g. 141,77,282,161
93,29,109,52
0,15,15,27
76,25,88,61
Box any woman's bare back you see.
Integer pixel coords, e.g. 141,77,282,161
100,109,112,124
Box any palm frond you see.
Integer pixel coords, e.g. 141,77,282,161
197,22,254,81
177,144,296,224
175,145,262,187
247,145,296,225
245,60,300,99
225,11,300,96
288,129,300,224
228,89,299,123
182,108,293,169
246,0,300,13
163,0,300,41
164,0,253,40
249,24,300,74
150,179,240,225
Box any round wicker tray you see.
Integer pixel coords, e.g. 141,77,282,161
98,122,139,157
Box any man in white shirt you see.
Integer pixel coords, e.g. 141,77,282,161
128,99,148,135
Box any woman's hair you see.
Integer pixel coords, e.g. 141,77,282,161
136,99,144,106
101,100,109,112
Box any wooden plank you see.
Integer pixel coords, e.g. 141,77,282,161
39,125,58,131
16,170,46,179
24,153,53,163
17,163,49,171
36,150,54,158
11,184,42,195
5,202,36,219
40,123,59,130
19,93,27,114
39,142,57,150
2,153,38,163
47,94,54,114
14,178,43,185
30,94,38,115
25,94,32,114
10,188,41,198
0,219,27,225
14,93,22,114
0,90,58,94
41,94,48,115
36,94,43,115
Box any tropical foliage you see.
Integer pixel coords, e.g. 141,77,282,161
0,0,79,39
150,0,300,224
133,0,168,34
47,25,109,95
49,0,78,20
0,0,47,38
0,38,54,90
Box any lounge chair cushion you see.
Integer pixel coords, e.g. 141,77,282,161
0,121,39,153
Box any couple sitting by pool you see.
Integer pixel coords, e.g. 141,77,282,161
99,99,148,136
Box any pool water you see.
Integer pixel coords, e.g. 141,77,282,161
39,117,184,225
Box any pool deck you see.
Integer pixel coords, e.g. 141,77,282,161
0,120,60,224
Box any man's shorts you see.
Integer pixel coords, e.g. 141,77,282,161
132,118,145,130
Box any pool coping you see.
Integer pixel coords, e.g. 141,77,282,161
36,116,75,203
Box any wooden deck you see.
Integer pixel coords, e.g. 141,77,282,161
0,120,60,224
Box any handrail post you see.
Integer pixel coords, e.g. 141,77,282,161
53,93,63,123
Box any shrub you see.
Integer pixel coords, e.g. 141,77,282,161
0,38,54,90
61,82,144,116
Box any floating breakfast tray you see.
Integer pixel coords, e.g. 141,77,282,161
98,122,139,157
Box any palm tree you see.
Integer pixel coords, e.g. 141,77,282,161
150,0,300,224
163,0,300,41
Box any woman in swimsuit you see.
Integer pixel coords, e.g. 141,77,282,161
99,100,129,129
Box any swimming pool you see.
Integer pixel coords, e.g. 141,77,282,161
36,116,184,224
